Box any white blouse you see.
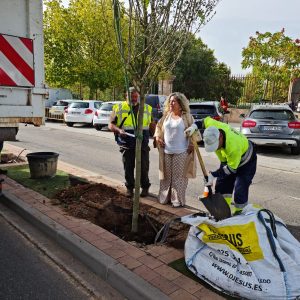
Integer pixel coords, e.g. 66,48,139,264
164,114,188,154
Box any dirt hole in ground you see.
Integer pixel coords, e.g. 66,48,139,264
54,182,189,248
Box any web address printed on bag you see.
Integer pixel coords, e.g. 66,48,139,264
211,262,263,291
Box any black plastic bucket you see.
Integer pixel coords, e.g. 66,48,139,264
26,152,59,179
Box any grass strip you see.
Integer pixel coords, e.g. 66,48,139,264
3,165,70,198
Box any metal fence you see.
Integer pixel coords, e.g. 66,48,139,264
231,75,289,106
45,108,64,121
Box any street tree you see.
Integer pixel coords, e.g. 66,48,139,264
242,29,300,101
172,34,217,99
44,0,124,98
44,0,78,87
113,0,220,232
172,34,243,103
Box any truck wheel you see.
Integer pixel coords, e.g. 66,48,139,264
66,122,74,127
291,145,300,155
95,125,103,131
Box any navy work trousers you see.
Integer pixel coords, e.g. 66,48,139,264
121,147,150,190
215,152,257,206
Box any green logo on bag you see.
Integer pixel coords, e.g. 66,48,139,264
198,222,264,261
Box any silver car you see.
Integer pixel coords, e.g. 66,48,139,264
93,101,122,131
240,104,300,155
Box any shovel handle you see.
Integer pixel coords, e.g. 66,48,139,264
191,137,213,196
207,185,213,195
191,138,208,177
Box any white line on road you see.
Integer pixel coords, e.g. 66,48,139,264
288,196,300,201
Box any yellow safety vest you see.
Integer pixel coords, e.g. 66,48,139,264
113,101,152,130
204,117,250,171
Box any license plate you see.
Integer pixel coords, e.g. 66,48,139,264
262,126,281,131
72,112,81,114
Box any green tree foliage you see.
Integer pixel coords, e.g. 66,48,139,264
44,0,78,87
242,29,300,101
212,64,243,105
173,35,243,104
173,35,217,98
44,0,124,98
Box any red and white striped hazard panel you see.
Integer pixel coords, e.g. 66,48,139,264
0,33,34,87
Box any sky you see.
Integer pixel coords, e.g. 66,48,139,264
60,0,299,75
199,0,299,74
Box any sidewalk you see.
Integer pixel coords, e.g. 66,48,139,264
1,143,225,300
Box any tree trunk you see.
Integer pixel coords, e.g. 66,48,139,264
89,87,95,100
79,82,82,99
263,79,269,100
131,87,145,233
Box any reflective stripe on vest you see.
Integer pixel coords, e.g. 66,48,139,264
115,102,152,129
116,103,129,125
239,141,253,167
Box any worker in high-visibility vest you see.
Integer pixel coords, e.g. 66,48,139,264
185,117,257,214
109,87,153,198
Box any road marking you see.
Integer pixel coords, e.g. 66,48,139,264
259,165,300,174
288,196,300,201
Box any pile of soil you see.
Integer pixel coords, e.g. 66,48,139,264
54,182,189,247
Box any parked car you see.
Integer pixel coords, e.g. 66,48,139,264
48,99,77,119
158,95,168,110
64,100,103,127
145,94,165,122
240,104,300,155
190,101,225,134
93,101,122,131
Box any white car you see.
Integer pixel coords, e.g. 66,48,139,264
64,100,103,127
93,101,121,130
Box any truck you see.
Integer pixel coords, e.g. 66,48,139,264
45,88,73,108
0,0,46,142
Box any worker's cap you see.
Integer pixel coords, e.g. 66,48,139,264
128,86,138,94
203,126,220,152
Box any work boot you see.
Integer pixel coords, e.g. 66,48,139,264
125,188,134,198
140,188,149,197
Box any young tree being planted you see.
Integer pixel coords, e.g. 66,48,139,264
112,0,220,232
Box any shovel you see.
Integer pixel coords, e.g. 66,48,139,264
191,137,231,221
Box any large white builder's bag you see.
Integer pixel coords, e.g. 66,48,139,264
182,205,300,299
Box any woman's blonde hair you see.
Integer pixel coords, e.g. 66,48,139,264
163,92,190,114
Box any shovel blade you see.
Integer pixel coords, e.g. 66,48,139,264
200,193,231,221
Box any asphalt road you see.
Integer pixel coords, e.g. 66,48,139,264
7,122,300,231
0,201,125,300
0,213,90,299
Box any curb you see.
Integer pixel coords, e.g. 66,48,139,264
2,190,169,300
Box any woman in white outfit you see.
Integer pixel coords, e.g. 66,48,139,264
154,92,200,207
